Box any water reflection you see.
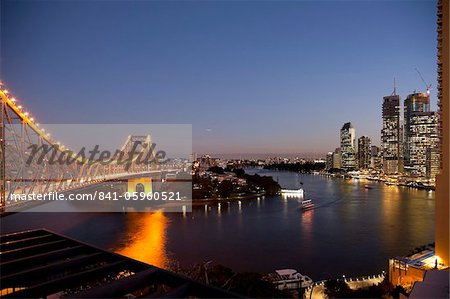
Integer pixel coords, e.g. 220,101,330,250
301,209,314,237
116,211,169,268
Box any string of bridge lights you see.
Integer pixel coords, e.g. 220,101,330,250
0,81,68,151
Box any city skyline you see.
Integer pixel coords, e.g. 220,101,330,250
1,0,439,155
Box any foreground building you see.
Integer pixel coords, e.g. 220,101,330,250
389,247,448,291
435,0,449,268
409,270,449,298
0,229,238,298
340,122,356,171
389,0,449,293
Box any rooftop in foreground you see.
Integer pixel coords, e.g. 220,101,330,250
409,269,450,298
393,248,448,271
0,229,240,298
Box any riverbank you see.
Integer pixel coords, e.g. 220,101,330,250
321,172,436,191
192,191,267,206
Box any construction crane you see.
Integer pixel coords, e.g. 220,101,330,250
415,68,432,95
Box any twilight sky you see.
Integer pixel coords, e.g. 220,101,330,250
1,0,438,156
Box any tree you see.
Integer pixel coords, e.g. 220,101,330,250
229,272,287,298
324,279,352,298
232,168,245,177
208,166,225,174
218,180,233,198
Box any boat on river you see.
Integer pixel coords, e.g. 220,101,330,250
301,199,315,211
281,188,304,197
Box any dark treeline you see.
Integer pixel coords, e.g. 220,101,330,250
228,167,280,195
194,166,280,198
238,171,280,196
263,162,326,173
178,263,292,298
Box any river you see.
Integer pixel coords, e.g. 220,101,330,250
0,169,435,280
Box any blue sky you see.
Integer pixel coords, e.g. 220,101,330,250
1,0,438,156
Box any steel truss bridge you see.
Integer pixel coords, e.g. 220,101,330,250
0,83,176,212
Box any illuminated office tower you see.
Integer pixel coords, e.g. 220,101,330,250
340,122,356,171
407,111,439,178
357,136,371,170
426,147,440,180
403,92,430,173
381,91,402,174
325,152,333,170
333,148,341,169
403,92,441,178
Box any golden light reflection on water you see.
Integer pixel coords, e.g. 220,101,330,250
301,209,314,237
379,184,434,248
116,211,169,269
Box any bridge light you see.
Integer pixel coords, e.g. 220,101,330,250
24,112,29,116
30,118,34,122
11,97,16,102
3,89,9,94
18,105,22,109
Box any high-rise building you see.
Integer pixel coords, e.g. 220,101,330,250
404,92,431,171
403,92,441,178
333,147,341,169
370,145,381,169
435,0,449,267
426,147,440,180
381,91,402,174
340,122,356,171
406,111,439,178
357,136,371,170
404,92,431,118
325,152,333,170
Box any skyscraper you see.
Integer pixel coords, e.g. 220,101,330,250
340,122,356,171
381,91,402,174
333,147,341,169
404,92,430,170
403,92,440,177
407,111,439,178
326,152,334,170
358,136,371,170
